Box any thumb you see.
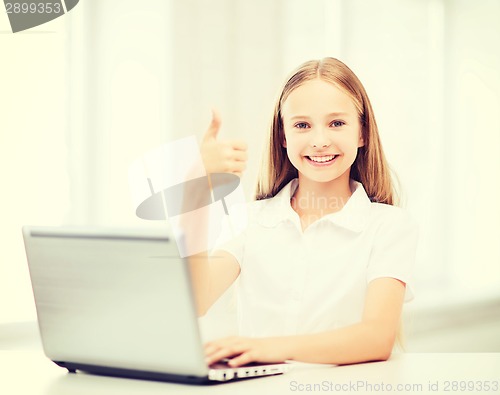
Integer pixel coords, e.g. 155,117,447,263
203,108,222,141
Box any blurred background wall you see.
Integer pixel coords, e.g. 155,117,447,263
1,0,499,351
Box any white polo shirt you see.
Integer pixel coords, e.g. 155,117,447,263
214,178,418,337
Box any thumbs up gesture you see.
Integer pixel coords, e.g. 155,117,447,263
200,110,248,177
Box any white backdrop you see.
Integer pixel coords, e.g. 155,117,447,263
1,0,499,326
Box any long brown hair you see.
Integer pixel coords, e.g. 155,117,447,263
255,57,398,206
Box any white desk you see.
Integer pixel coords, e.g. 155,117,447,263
1,351,499,395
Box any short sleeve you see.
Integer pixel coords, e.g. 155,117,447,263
211,203,248,267
366,209,419,302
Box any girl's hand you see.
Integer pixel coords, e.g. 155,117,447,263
204,336,292,367
200,109,248,177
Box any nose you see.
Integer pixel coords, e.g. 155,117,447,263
310,128,331,148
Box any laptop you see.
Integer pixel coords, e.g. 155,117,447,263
22,226,289,384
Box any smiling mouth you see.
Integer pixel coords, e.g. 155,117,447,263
306,155,339,163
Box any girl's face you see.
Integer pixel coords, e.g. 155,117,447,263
281,78,364,185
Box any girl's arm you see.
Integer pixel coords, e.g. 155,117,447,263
188,250,240,317
184,110,247,316
204,277,405,365
286,277,405,364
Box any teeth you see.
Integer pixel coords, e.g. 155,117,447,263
309,155,337,163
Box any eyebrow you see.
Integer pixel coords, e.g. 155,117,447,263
289,112,350,120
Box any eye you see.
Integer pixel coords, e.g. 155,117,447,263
330,120,345,128
294,122,310,129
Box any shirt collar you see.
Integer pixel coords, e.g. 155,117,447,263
257,178,372,233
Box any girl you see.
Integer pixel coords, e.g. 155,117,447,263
192,57,418,367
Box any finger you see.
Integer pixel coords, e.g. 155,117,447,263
204,340,229,358
206,346,246,366
230,150,247,162
203,108,222,141
228,352,255,367
227,160,246,174
228,140,248,151
214,158,246,174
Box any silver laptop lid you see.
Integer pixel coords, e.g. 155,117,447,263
22,226,208,378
